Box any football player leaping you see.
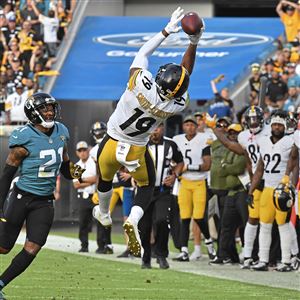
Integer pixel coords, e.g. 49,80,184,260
206,106,269,268
248,110,298,272
92,7,204,257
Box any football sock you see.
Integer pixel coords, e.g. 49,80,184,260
180,218,191,248
289,222,299,256
134,185,154,211
0,248,36,286
243,222,258,259
127,205,144,225
194,218,210,240
181,246,188,254
98,189,112,215
204,238,215,254
259,222,272,263
193,245,202,255
278,223,291,264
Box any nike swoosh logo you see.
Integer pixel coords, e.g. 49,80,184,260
12,135,18,138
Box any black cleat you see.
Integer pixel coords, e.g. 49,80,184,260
156,256,170,269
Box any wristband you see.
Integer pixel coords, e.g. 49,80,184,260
187,164,199,171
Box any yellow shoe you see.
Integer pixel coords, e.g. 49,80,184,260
123,220,142,257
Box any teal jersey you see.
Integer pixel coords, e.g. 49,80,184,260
9,122,69,196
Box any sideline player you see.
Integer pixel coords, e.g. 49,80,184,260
248,110,297,271
173,115,215,262
0,93,85,299
92,7,204,257
206,106,269,268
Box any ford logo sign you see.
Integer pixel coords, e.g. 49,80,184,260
93,32,272,49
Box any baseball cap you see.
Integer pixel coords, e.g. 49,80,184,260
8,13,16,22
76,141,88,150
227,123,243,133
265,58,274,66
287,62,296,68
286,5,295,11
194,111,205,118
183,115,197,125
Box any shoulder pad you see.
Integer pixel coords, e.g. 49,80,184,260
9,125,30,148
56,122,70,141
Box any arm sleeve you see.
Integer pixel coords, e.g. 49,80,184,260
202,146,211,157
130,32,167,70
170,140,183,163
0,164,18,209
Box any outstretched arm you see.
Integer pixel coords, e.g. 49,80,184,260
129,7,184,78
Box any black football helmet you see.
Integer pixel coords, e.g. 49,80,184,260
155,63,190,100
90,121,107,144
286,111,298,135
273,183,295,212
24,92,60,128
244,105,264,134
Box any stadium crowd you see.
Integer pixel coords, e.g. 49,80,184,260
0,3,299,299
0,0,75,125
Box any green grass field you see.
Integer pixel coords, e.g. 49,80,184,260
0,245,299,300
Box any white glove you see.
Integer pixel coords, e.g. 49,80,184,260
188,18,205,45
165,7,184,34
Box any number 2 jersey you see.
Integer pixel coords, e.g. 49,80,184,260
9,122,69,196
256,134,294,188
107,69,188,146
237,125,270,174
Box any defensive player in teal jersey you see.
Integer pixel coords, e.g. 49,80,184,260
0,93,85,299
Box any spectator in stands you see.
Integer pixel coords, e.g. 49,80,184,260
20,0,40,35
17,20,38,63
276,0,300,43
5,64,17,95
261,58,274,79
209,75,233,119
249,63,261,105
273,51,286,73
287,62,300,87
3,13,21,45
5,82,28,125
265,69,288,110
31,0,59,60
283,85,300,111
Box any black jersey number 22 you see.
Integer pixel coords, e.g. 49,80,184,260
120,108,156,137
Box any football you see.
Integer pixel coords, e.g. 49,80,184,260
181,12,203,35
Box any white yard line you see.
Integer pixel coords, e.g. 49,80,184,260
16,232,300,291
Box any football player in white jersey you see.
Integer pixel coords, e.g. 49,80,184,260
93,7,205,257
173,115,216,261
248,110,298,272
206,106,269,268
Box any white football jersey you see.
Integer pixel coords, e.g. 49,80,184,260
173,132,211,181
257,134,294,188
238,125,270,173
294,129,300,169
107,69,188,146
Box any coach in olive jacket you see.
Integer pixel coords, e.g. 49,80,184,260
211,124,248,264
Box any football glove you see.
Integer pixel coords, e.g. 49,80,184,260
188,18,205,45
0,209,7,222
92,192,99,205
69,162,85,180
165,7,184,34
246,194,254,208
213,74,225,83
205,113,217,129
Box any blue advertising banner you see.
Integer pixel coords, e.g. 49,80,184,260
52,17,283,101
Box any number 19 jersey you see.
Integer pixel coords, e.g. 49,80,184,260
107,69,188,146
257,134,294,188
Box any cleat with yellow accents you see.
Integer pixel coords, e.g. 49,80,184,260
123,220,142,257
